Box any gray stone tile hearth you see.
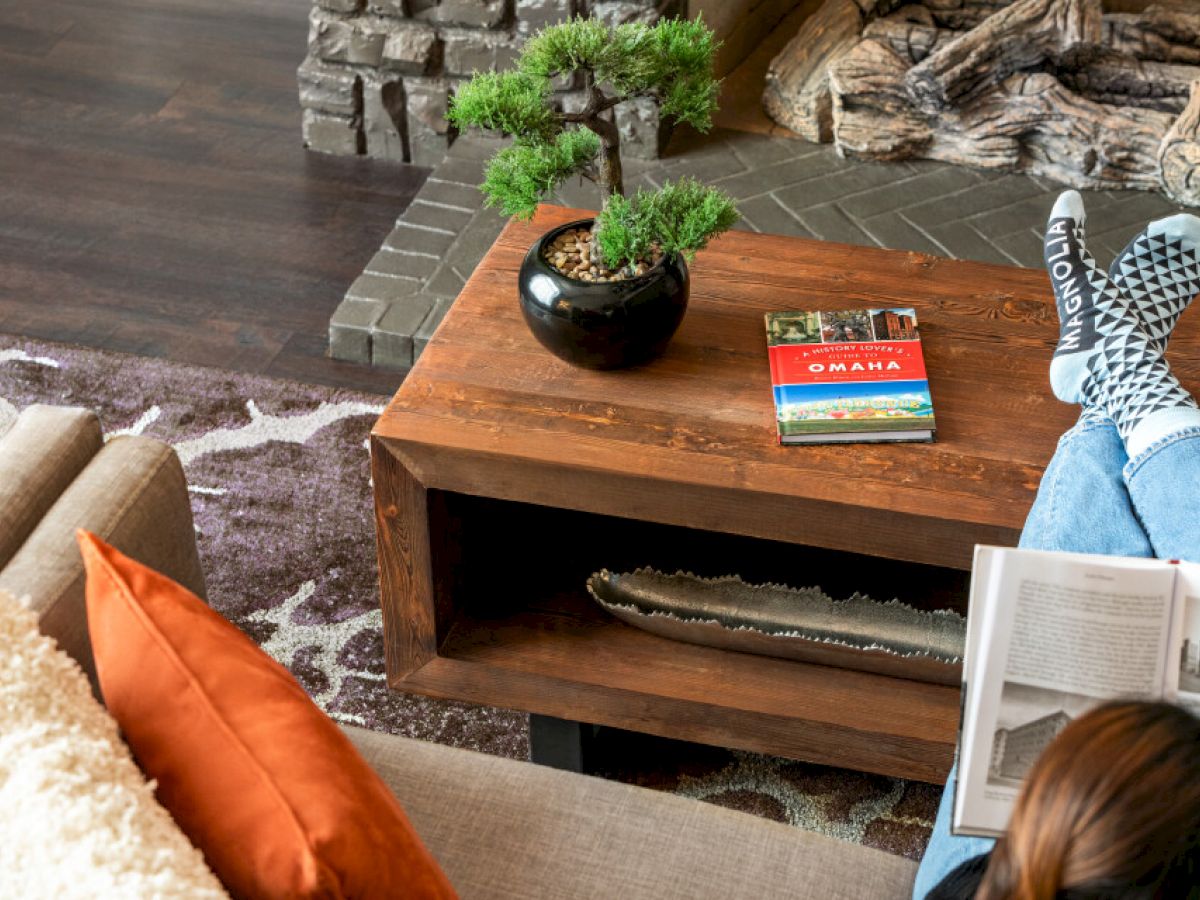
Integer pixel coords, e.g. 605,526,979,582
329,128,1176,368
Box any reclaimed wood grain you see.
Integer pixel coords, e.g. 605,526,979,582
371,205,1155,781
375,205,1095,570
372,205,1200,779
407,606,958,782
371,437,437,677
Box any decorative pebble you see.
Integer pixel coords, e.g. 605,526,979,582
543,226,662,283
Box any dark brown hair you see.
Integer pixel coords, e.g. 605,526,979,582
976,701,1200,899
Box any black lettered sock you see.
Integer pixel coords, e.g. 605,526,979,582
1045,191,1132,404
1044,192,1200,456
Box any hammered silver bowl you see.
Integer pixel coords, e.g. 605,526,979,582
586,568,965,686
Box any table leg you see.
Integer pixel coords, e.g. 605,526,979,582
529,714,599,772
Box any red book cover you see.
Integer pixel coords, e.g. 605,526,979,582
765,309,936,445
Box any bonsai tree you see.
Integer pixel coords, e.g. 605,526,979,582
447,15,738,279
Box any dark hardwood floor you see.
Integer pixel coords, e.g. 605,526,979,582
0,0,428,394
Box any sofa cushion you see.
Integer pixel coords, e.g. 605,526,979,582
343,725,919,900
80,532,457,900
0,588,227,897
1,434,205,691
0,405,102,570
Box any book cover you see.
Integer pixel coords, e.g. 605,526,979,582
764,308,936,444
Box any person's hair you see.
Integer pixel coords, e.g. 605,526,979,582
976,700,1200,900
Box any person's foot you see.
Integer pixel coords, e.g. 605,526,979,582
1077,211,1200,428
1044,191,1200,456
1109,212,1200,354
1045,191,1137,405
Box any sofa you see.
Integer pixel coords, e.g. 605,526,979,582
0,404,920,899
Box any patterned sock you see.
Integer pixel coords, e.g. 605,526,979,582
1044,191,1200,457
1109,212,1200,353
1076,211,1200,428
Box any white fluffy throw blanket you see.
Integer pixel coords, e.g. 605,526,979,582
0,589,227,898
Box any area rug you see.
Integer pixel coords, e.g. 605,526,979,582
0,335,939,860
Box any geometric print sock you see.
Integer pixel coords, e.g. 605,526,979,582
1108,212,1200,354
1044,191,1200,458
1077,211,1200,428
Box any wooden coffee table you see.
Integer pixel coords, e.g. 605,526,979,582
371,204,1098,783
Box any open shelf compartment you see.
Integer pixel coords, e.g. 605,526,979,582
390,489,964,783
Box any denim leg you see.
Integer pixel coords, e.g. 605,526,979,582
1124,426,1200,562
913,421,1153,898
1018,420,1154,557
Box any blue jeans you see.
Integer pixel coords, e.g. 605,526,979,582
911,421,1200,897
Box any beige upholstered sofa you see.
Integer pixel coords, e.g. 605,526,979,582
0,404,919,899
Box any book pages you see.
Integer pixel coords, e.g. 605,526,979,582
954,548,1175,837
1168,563,1200,716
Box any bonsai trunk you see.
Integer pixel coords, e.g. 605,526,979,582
594,116,624,201
584,87,623,268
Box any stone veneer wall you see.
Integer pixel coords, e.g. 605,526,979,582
300,0,681,167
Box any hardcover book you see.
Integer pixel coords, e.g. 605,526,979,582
954,546,1200,837
764,308,936,444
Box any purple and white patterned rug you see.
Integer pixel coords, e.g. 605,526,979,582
0,334,939,860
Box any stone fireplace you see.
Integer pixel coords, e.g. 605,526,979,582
299,0,798,165
323,0,1188,370
763,0,1200,206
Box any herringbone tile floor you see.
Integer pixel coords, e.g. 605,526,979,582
334,126,1181,366
558,128,1175,271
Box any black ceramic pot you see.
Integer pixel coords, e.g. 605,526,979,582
517,218,690,370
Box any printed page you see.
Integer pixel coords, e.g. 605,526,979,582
954,548,1174,837
1167,563,1200,716
963,546,1001,683
951,546,1003,834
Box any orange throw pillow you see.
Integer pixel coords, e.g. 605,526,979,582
79,531,457,900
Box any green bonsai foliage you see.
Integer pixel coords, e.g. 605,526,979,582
447,71,559,141
595,177,739,269
479,128,601,219
447,15,738,271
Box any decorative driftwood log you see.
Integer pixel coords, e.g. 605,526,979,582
832,37,1173,186
904,0,1103,114
861,15,952,64
1105,6,1200,65
1161,82,1200,207
765,0,1200,207
763,0,875,142
867,18,1194,113
828,37,932,159
920,0,1013,29
1060,52,1197,114
950,73,1172,188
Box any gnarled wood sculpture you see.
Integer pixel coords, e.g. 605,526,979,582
764,0,1200,206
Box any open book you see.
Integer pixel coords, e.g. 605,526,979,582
954,546,1200,838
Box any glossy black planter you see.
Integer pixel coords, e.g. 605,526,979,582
518,218,690,370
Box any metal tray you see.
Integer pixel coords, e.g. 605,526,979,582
587,568,964,686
